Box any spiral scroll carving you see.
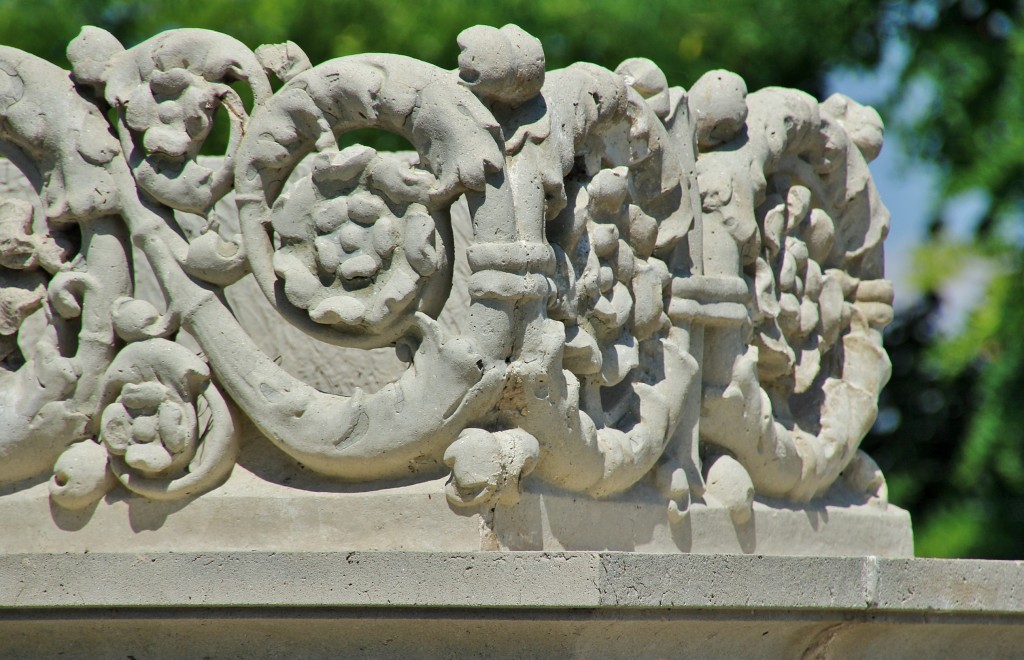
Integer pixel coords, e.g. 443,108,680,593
0,24,893,525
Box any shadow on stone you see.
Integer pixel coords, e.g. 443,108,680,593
670,513,693,552
735,508,757,553
48,493,100,531
120,493,193,532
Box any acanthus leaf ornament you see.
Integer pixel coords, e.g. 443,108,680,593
0,25,894,531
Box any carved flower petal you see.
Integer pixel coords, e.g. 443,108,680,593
273,251,321,309
371,216,399,259
338,253,380,281
120,381,170,415
347,192,388,226
314,235,343,274
132,414,159,443
125,442,175,475
99,403,133,455
124,86,158,133
149,68,193,99
313,198,348,234
309,295,366,326
158,400,195,454
143,125,193,158
403,212,439,277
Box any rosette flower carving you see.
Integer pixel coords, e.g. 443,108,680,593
101,378,197,476
68,27,272,215
270,145,451,343
96,338,239,500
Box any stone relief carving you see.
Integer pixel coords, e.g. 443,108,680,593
0,24,892,524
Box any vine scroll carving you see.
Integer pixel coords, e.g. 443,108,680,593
0,25,892,525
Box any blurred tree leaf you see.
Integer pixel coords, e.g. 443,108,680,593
0,0,885,89
0,0,887,153
861,0,1024,559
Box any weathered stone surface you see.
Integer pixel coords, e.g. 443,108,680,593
0,470,912,555
1,552,1021,658
0,24,898,553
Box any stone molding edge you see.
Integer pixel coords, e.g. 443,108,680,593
3,552,1022,614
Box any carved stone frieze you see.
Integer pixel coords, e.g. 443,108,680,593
0,24,893,534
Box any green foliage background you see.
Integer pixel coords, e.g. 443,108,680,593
0,0,885,90
1,0,1020,558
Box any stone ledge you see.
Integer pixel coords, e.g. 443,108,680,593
3,552,1021,613
2,552,1021,658
0,472,914,557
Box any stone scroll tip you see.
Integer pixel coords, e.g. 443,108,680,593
456,24,545,106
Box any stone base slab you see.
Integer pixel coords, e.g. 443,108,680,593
1,552,1021,658
0,466,912,556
